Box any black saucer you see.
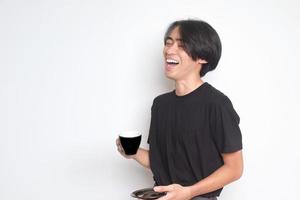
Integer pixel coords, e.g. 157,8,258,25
131,187,166,199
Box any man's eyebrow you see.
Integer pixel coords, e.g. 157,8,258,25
166,36,183,42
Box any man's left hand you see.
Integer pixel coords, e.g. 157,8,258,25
154,184,193,200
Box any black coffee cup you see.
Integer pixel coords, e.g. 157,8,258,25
119,131,141,155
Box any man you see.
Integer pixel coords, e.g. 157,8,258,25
116,19,243,200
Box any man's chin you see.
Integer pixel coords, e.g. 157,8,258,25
164,72,176,80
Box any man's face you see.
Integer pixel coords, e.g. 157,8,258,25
163,26,207,81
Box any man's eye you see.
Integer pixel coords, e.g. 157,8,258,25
165,40,173,46
178,44,184,48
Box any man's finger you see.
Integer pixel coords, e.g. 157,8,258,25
154,185,174,192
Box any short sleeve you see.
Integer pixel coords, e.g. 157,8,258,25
147,98,157,144
210,96,243,153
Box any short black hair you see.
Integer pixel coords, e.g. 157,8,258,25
164,19,222,77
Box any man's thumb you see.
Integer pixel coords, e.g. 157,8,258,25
154,185,171,192
153,186,164,192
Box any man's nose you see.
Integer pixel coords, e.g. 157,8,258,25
165,43,178,55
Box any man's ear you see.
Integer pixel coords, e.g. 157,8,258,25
197,58,208,64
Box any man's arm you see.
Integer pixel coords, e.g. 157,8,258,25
133,148,150,169
188,150,243,197
154,150,243,199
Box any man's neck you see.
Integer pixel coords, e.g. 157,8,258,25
174,78,204,96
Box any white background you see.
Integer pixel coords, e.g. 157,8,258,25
1,0,300,199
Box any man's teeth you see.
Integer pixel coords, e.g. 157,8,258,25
166,59,179,64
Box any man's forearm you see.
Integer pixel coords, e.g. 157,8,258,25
188,164,242,197
133,148,150,169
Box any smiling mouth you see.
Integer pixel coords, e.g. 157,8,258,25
165,59,179,71
166,58,179,65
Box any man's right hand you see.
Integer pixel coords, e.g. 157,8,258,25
116,138,137,159
115,138,151,169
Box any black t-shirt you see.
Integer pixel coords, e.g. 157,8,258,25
147,82,243,198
